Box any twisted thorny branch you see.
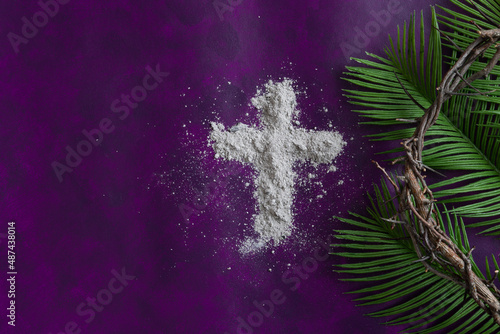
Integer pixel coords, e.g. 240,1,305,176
375,26,500,326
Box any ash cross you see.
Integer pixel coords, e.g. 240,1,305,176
210,80,345,249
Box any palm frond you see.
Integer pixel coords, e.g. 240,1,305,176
343,4,500,235
332,179,500,333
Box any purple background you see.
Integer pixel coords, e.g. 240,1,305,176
0,0,471,333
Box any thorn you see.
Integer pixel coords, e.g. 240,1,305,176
394,72,427,111
467,246,476,258
489,270,499,285
470,20,483,31
396,118,418,123
413,256,430,263
381,218,406,225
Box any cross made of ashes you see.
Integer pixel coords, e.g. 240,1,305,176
210,79,346,246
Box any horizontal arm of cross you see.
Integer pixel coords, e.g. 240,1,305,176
210,124,263,163
292,130,346,164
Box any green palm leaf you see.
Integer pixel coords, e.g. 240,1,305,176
344,3,500,235
332,179,500,333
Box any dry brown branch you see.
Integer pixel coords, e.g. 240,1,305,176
377,27,500,326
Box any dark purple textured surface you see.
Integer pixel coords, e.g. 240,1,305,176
0,1,454,333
